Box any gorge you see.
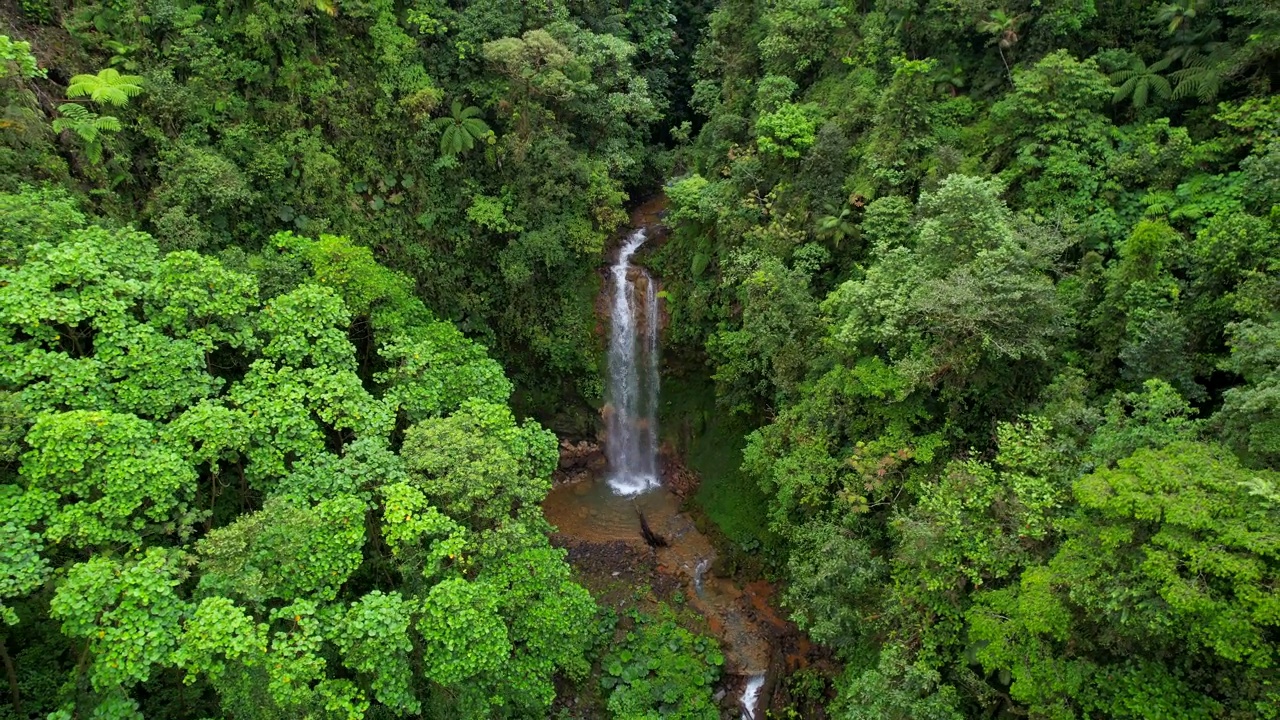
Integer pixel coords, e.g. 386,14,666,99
544,208,788,719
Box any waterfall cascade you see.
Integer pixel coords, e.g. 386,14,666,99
741,674,765,719
547,215,775,719
605,229,660,496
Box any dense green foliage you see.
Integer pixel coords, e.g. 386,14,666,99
0,0,710,429
1,1,732,715
6,0,1280,716
0,186,603,718
653,0,1280,716
601,609,724,720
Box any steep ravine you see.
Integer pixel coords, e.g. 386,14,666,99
543,196,815,718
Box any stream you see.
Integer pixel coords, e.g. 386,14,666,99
543,202,779,718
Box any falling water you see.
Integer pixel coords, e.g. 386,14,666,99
692,558,711,597
605,229,660,496
741,674,766,719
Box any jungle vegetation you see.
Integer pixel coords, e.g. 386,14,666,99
1,0,1278,717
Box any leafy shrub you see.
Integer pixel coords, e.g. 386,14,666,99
601,611,724,719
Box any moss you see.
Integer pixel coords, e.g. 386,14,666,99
659,364,779,566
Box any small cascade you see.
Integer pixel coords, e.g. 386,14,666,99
692,558,711,597
605,229,660,496
741,674,766,719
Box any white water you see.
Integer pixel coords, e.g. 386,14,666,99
741,674,765,719
605,229,660,496
692,557,711,597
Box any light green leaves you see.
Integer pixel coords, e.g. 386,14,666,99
0,224,226,418
601,612,723,720
51,103,121,143
21,410,196,547
50,549,187,691
1071,441,1280,666
65,69,145,107
52,70,133,164
145,250,259,350
379,481,467,579
333,591,419,714
0,35,44,80
0,485,49,625
0,188,593,719
258,284,353,369
755,102,818,159
196,495,366,605
173,596,268,684
966,441,1280,716
401,399,555,532
377,323,512,422
417,577,510,685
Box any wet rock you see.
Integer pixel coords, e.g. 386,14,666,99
586,452,609,473
554,438,605,487
660,446,700,497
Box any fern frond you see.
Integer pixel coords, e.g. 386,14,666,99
1150,75,1172,100
1109,56,1172,107
52,103,123,145
55,103,91,120
460,117,490,141
439,125,473,156
95,116,122,132
1171,64,1222,101
433,100,489,156
66,68,145,107
1113,76,1138,103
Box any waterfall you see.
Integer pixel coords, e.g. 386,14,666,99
606,229,660,496
741,674,766,720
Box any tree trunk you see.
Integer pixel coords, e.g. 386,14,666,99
998,46,1014,85
1,636,21,716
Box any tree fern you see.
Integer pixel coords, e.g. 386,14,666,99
66,68,144,107
1153,0,1206,35
1110,56,1173,108
52,103,121,163
816,205,856,249
976,11,1024,83
1170,52,1225,102
432,101,491,157
977,10,1024,49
